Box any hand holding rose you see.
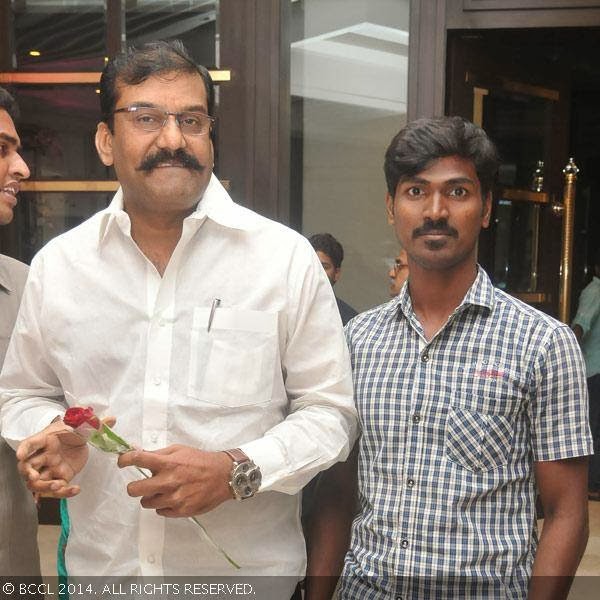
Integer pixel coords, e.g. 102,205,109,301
16,419,89,498
118,445,234,517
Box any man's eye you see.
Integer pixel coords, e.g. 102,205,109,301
136,112,160,124
0,144,7,158
449,187,468,197
180,114,202,127
407,187,423,196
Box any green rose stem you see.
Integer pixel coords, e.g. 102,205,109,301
75,422,240,569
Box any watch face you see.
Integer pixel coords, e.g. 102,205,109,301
232,461,262,499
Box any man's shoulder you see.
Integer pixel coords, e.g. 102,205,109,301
345,299,398,341
34,211,106,258
491,286,573,342
336,297,358,324
0,253,28,276
0,253,29,293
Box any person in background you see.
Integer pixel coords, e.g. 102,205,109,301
0,41,356,599
339,116,591,600
388,247,409,297
572,247,600,501
309,233,357,325
0,86,41,577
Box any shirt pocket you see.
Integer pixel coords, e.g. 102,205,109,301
445,403,515,473
188,307,278,407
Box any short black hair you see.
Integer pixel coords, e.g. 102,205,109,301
99,39,215,131
0,86,19,122
309,233,344,269
384,116,500,199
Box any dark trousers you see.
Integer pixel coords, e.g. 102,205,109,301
589,374,600,491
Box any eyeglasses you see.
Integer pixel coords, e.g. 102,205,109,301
392,259,409,276
112,106,215,136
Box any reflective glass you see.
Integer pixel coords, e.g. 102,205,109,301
14,1,106,71
4,193,112,263
11,85,110,181
126,0,218,67
290,0,410,311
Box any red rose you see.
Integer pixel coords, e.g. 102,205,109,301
63,406,101,430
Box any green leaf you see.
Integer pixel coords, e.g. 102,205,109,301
88,424,133,454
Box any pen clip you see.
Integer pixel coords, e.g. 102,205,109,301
207,298,221,332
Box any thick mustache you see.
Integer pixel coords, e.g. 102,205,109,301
413,219,458,239
137,149,204,172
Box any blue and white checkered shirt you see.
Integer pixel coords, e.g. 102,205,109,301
339,268,593,600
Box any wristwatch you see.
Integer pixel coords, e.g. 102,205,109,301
224,448,262,500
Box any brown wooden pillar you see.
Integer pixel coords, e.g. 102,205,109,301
218,0,291,224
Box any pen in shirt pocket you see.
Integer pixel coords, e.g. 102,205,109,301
207,298,221,332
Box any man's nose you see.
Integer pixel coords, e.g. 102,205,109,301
11,152,30,180
155,115,186,150
423,191,449,221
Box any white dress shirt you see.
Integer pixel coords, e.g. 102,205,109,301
0,175,357,588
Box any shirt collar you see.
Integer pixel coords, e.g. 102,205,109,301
394,265,496,321
97,174,253,246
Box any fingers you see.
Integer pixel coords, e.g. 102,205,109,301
118,449,164,472
101,416,117,428
25,474,80,498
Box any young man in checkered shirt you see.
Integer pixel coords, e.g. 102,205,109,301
335,117,593,600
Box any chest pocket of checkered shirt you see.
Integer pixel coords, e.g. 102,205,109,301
445,404,515,472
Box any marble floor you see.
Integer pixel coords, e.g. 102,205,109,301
38,502,600,587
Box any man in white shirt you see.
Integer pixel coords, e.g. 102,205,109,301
0,86,41,577
0,41,356,594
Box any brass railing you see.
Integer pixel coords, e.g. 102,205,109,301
557,158,579,323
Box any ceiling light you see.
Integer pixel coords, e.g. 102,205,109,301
29,50,41,57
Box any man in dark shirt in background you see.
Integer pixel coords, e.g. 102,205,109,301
309,233,357,325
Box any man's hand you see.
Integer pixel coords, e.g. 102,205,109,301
16,419,89,498
118,445,234,517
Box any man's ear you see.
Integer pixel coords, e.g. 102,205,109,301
95,122,114,167
481,192,492,229
385,193,395,225
332,267,341,284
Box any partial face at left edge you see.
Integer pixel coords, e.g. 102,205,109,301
0,109,30,226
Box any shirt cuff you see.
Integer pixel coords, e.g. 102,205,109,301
2,407,65,450
238,436,289,492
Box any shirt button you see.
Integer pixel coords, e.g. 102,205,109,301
400,539,409,549
421,350,429,362
407,478,415,488
153,377,161,386
150,433,158,444
412,413,421,424
147,554,155,564
396,596,403,600
158,318,166,327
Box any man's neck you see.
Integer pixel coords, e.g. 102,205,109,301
126,205,194,277
408,261,478,342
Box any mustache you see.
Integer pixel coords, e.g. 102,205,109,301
413,219,458,239
137,148,205,172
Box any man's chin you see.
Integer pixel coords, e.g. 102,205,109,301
0,203,15,226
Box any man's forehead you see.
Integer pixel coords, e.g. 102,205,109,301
404,155,479,184
115,72,208,108
0,109,20,148
316,250,334,264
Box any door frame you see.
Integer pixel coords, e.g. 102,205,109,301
408,0,600,121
